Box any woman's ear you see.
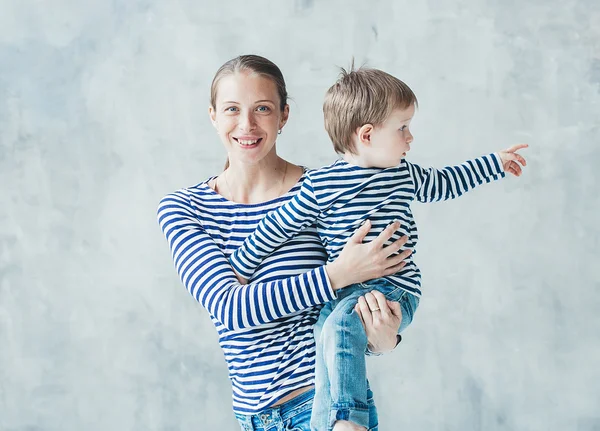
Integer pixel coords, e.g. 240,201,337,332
209,106,217,128
279,104,290,130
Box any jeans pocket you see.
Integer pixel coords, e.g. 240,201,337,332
284,407,311,431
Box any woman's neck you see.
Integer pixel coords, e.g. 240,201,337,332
218,154,300,204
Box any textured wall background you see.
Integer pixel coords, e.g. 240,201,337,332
1,0,599,430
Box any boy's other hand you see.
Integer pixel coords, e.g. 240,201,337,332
233,268,248,285
498,143,528,177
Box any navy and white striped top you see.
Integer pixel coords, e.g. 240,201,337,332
157,172,336,414
230,154,505,297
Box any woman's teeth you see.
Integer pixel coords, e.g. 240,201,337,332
238,139,258,146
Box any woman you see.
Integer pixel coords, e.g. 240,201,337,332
157,55,411,431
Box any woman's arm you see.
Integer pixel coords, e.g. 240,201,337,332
157,191,411,332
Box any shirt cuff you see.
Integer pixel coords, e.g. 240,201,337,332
317,265,338,303
490,152,506,176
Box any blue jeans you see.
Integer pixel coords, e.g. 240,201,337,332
310,279,420,431
235,388,378,431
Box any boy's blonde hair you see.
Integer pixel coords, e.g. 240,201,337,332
323,65,418,155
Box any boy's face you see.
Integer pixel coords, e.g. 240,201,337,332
368,104,415,168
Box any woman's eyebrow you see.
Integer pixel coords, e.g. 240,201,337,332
255,99,276,104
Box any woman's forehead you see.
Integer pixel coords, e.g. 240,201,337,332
216,72,279,104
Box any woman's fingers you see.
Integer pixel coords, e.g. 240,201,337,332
387,299,403,321
366,291,390,319
364,291,380,314
388,248,412,265
354,303,365,326
383,261,407,276
372,221,400,249
381,234,409,258
356,296,374,327
350,219,371,244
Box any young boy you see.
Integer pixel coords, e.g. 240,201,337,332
229,67,528,431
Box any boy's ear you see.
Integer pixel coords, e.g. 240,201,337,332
357,124,374,146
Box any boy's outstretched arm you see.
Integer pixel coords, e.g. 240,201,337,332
408,145,528,203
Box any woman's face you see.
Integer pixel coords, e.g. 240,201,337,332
209,71,289,165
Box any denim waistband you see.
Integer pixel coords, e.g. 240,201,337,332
235,388,315,429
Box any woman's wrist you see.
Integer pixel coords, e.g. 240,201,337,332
325,261,349,291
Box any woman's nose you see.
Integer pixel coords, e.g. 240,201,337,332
239,112,256,131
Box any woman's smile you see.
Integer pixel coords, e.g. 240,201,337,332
233,136,263,148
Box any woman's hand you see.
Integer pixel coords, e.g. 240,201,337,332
355,290,402,353
325,220,411,291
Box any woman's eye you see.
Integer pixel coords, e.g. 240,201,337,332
225,106,238,112
256,106,271,113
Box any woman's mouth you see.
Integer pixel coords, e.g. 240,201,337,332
233,137,262,148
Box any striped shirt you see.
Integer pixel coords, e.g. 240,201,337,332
157,172,335,414
230,153,505,297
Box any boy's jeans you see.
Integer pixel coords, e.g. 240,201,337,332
310,279,420,431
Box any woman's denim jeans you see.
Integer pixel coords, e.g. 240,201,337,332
235,388,377,431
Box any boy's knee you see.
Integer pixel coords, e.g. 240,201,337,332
322,309,367,343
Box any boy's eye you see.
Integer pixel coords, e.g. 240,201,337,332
399,125,407,132
256,106,271,112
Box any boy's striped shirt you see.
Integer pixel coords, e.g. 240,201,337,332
230,154,505,297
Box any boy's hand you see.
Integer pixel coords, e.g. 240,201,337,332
233,268,248,285
498,143,528,177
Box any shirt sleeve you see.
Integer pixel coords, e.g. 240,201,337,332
406,152,505,203
229,175,321,280
157,189,335,332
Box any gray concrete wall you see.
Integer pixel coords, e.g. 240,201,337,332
1,0,598,429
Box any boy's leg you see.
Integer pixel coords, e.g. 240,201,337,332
311,301,334,431
320,286,371,430
366,381,379,430
394,290,420,335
